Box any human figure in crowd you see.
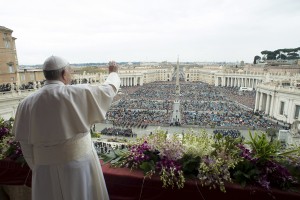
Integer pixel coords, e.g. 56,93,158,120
12,56,120,200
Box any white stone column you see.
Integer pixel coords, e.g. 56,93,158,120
286,99,293,124
259,91,263,111
265,94,270,115
214,77,218,86
269,94,275,117
133,77,136,86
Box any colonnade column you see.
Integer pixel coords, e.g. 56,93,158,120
222,77,225,86
259,91,263,111
269,94,275,117
265,94,270,115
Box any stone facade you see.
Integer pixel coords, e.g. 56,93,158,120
0,26,18,83
255,82,300,125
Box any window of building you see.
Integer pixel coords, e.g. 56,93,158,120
8,66,13,73
4,33,11,49
295,105,300,119
279,101,285,115
21,74,25,81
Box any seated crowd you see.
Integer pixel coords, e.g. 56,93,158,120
93,140,127,154
213,129,241,138
100,127,137,137
106,81,282,131
107,109,170,128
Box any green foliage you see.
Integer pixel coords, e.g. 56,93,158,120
253,55,261,64
247,131,281,162
231,159,260,187
100,130,300,192
100,148,130,167
140,160,155,175
260,47,300,60
180,154,201,177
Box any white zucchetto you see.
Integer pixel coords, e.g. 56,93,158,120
43,56,69,71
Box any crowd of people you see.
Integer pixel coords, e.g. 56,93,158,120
107,109,170,128
0,82,45,92
181,101,241,112
112,99,172,110
213,129,241,138
93,140,127,154
128,82,176,100
179,83,226,101
217,86,256,109
0,84,12,92
100,127,136,137
105,81,282,131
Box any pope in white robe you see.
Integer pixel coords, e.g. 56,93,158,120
12,56,120,200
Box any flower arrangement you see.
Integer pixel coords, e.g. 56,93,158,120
101,129,300,193
0,117,26,165
232,131,300,190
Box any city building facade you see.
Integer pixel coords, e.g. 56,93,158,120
255,80,300,125
0,26,18,84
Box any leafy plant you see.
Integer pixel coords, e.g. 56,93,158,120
231,131,297,190
0,118,26,165
100,130,300,192
247,131,281,162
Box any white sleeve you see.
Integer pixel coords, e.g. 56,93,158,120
20,142,34,169
102,72,121,93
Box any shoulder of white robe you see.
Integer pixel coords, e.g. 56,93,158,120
103,72,121,92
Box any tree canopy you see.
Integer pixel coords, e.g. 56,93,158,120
260,47,300,61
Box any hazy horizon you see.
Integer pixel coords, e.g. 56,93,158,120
2,0,300,65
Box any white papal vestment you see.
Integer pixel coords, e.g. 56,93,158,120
12,72,120,200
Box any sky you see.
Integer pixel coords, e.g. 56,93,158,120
2,0,300,65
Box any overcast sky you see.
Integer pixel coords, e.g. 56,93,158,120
2,0,300,65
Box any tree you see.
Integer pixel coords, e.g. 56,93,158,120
253,55,261,64
259,47,300,61
287,52,299,60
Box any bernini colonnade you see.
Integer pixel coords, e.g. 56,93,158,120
214,72,264,88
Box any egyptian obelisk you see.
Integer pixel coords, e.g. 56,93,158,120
172,56,181,125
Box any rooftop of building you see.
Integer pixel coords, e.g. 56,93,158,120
0,26,13,32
